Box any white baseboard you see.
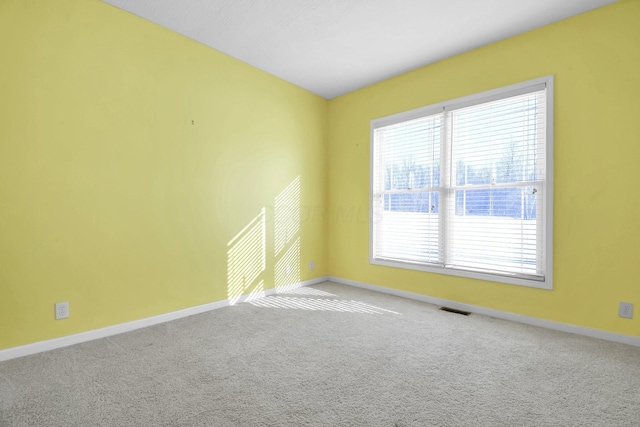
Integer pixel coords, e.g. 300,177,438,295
0,276,329,362
4,274,635,362
328,276,640,347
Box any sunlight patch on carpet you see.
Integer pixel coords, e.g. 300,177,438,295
248,296,400,314
276,287,337,297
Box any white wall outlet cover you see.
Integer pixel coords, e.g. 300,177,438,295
309,261,315,270
55,302,69,320
619,302,633,319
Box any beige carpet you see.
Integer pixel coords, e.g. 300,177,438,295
1,281,639,426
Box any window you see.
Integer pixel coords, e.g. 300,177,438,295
370,76,553,289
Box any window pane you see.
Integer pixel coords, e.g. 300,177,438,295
451,93,545,186
378,116,441,191
378,192,440,264
454,186,538,219
384,192,438,213
447,90,545,278
449,186,541,275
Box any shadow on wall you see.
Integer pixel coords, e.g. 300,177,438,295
226,176,301,304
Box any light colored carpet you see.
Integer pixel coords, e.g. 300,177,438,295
1,281,639,426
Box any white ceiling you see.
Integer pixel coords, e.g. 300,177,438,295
102,0,617,99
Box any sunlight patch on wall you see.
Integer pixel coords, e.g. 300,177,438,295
241,280,266,303
273,176,302,294
249,296,400,315
274,176,300,256
274,237,301,293
227,208,266,305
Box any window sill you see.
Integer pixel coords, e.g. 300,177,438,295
370,257,552,290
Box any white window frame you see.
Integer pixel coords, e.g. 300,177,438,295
369,76,554,290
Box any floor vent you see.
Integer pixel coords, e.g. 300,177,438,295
439,307,471,316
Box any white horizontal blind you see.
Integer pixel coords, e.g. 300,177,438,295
372,114,443,265
446,90,546,279
371,79,550,286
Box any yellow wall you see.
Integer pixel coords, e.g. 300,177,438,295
328,0,640,337
1,0,638,352
0,0,328,350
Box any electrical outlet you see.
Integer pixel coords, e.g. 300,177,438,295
286,264,291,275
619,302,633,319
309,260,315,271
55,302,69,320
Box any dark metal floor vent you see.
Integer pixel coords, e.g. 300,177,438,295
439,307,471,316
